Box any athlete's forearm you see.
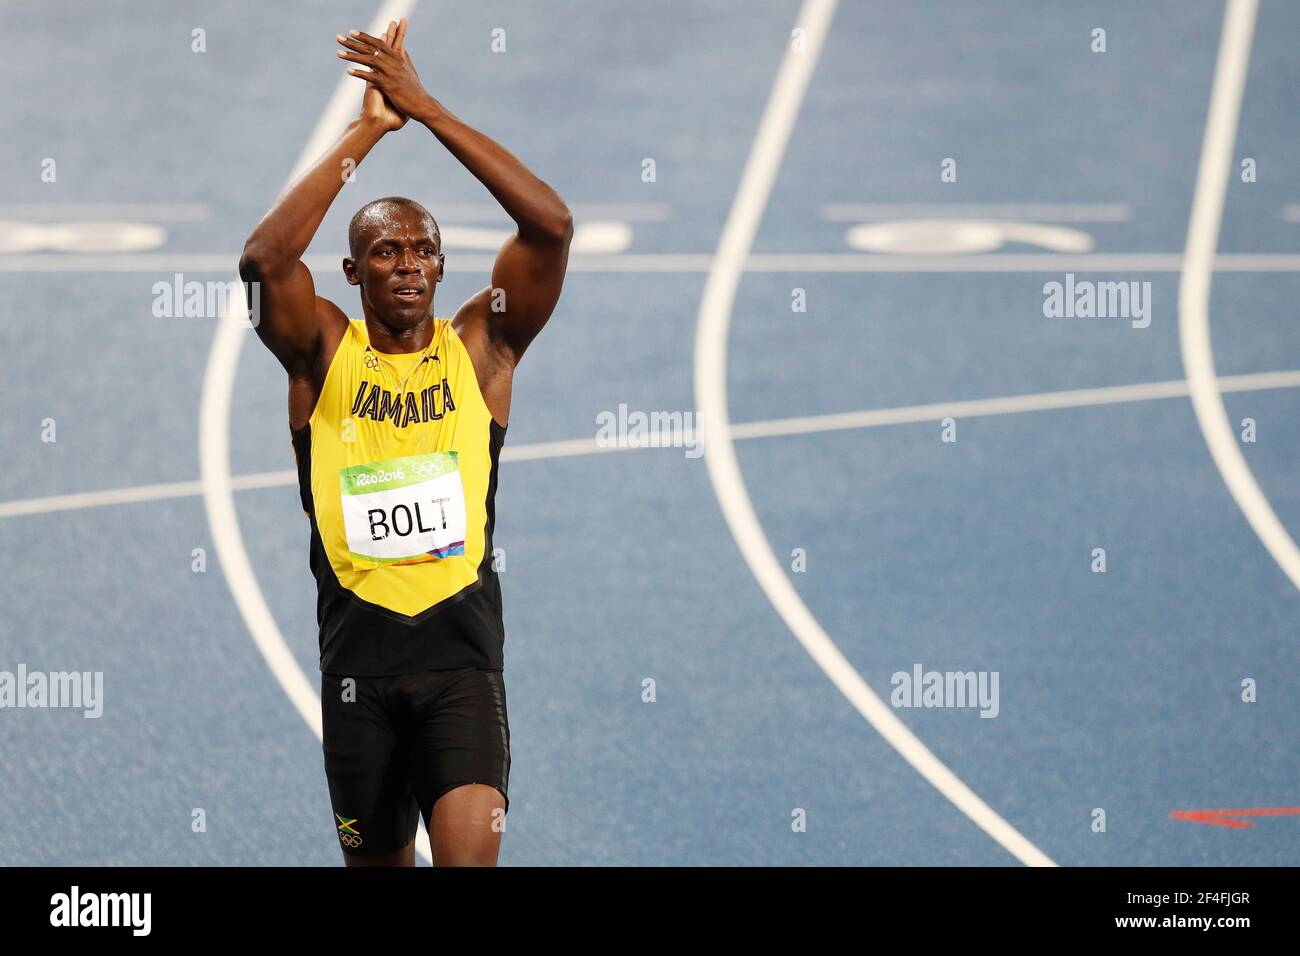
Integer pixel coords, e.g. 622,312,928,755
242,117,387,275
412,98,571,239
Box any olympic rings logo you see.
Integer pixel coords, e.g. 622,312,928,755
413,460,440,479
339,833,363,849
364,353,382,370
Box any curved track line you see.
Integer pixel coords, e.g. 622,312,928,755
199,0,426,860
1177,0,1300,591
691,0,1056,866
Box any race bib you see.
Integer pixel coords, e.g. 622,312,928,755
339,451,467,571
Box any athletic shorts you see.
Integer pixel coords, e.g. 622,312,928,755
320,667,511,857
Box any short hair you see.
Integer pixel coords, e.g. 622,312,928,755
347,196,441,259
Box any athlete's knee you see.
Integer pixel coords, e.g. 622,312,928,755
428,784,506,866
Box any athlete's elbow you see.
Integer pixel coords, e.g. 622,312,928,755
237,235,283,283
239,240,294,282
238,246,263,284
532,194,572,244
550,204,574,243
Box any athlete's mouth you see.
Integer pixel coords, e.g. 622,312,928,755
392,285,425,301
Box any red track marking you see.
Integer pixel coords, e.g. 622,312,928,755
1170,807,1300,829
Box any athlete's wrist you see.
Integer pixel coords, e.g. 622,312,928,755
350,115,391,142
412,94,449,130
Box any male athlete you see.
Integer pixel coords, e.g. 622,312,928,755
239,18,571,866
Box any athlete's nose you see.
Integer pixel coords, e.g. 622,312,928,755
396,248,420,273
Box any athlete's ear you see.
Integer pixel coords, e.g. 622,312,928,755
435,253,444,283
342,257,360,285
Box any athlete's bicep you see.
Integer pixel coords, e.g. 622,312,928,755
484,225,572,364
239,256,338,373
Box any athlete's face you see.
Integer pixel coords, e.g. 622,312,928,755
345,205,443,329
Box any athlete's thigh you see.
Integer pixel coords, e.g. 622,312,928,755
397,668,511,829
320,672,420,860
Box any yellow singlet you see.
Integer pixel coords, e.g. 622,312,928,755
291,317,507,676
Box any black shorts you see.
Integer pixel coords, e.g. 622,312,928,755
320,667,511,857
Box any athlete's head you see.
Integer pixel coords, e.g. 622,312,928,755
342,196,443,329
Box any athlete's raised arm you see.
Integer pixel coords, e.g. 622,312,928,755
240,22,409,383
337,22,573,377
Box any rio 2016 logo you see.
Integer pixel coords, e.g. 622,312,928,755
354,467,405,488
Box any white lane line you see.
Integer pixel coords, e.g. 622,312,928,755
196,0,430,861
1180,1,1300,592
8,252,1300,273
0,253,709,273
821,203,1133,222
0,479,205,518
740,253,1300,271
227,469,299,492
693,0,1054,867
0,471,302,518
434,222,632,254
0,202,664,228
0,203,210,221
730,369,1300,440
9,368,1300,519
405,202,673,221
